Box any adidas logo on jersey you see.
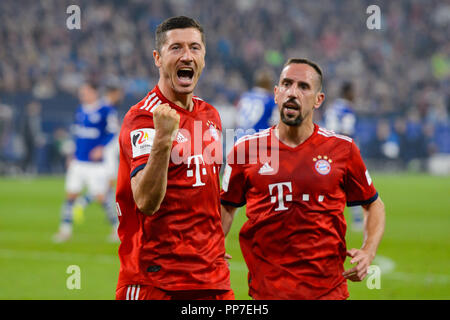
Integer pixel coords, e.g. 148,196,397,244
176,131,188,143
258,162,274,174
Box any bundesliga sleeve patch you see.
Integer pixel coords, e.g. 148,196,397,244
130,128,155,158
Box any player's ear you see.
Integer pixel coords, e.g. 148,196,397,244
314,92,325,109
274,86,278,104
153,50,162,68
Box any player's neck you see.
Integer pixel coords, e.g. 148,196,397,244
157,81,194,111
275,121,315,148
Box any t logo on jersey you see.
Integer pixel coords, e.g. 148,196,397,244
268,182,292,211
187,154,207,187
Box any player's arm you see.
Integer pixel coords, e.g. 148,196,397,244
220,147,246,260
131,104,179,215
343,196,385,281
221,203,238,261
221,204,238,237
361,196,385,259
220,161,245,237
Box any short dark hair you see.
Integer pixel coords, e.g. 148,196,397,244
341,81,353,95
283,58,323,90
155,16,205,52
105,76,121,91
254,68,274,91
83,80,99,91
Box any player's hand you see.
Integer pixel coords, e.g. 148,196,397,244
343,248,374,282
153,103,180,142
224,253,232,266
89,146,104,161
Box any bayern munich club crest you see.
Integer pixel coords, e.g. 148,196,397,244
313,155,332,175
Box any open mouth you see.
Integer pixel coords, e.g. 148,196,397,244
177,67,194,84
283,101,300,111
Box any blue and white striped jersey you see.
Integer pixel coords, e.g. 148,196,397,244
72,101,119,162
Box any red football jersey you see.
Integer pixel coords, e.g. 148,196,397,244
116,85,230,292
220,124,378,299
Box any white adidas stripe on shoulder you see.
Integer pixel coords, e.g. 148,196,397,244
318,127,353,142
139,93,162,113
318,129,352,142
318,127,332,134
145,97,162,112
235,128,271,146
236,128,270,143
140,93,156,110
149,100,161,112
145,95,160,111
140,94,202,113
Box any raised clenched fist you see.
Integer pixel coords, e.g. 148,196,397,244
153,103,180,141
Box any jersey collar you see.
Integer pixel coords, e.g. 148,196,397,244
271,123,319,150
153,85,198,115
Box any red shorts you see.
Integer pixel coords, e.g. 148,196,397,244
250,280,348,300
116,284,235,300
317,281,349,300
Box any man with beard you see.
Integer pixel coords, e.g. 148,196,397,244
115,16,233,300
220,58,385,299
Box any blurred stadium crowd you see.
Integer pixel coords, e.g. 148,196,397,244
0,0,448,175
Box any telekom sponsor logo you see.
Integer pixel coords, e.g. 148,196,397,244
268,182,292,211
169,121,280,174
186,154,207,187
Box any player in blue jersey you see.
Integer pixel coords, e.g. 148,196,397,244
235,68,277,139
324,82,357,137
72,80,122,234
53,82,119,242
324,82,364,231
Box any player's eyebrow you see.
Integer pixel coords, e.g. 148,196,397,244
189,42,203,48
280,77,293,84
168,41,203,48
281,77,311,89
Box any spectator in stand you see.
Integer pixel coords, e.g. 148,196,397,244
0,0,448,168
20,101,46,175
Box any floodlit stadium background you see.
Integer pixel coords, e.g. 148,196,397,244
0,0,449,299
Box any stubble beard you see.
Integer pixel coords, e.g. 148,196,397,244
280,106,303,127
